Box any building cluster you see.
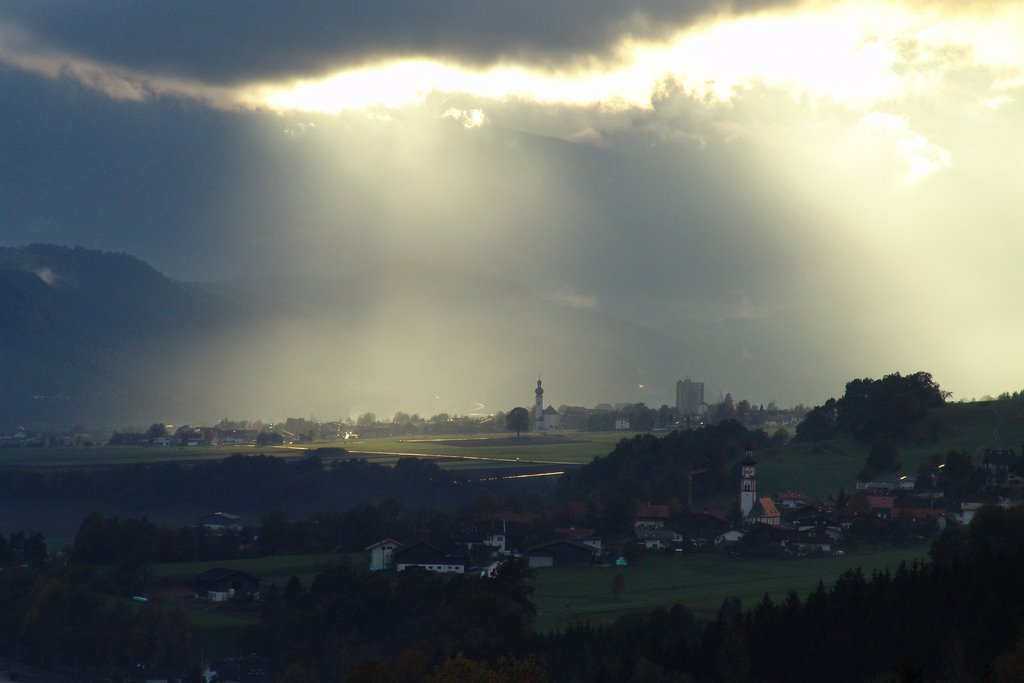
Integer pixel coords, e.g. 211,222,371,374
4,374,806,448
358,455,825,576
362,447,1024,576
0,427,106,448
530,377,801,433
364,512,605,575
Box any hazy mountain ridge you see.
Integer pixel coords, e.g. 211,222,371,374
0,245,251,427
1,245,714,428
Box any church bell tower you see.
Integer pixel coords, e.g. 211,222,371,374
740,450,757,518
535,379,544,426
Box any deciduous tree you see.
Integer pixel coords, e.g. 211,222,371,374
506,407,529,437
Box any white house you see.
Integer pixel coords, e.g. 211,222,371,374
365,538,401,571
483,532,507,554
954,502,985,526
635,528,683,550
393,541,466,574
540,405,561,430
715,530,745,546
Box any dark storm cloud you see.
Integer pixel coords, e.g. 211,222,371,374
0,0,795,84
0,64,262,278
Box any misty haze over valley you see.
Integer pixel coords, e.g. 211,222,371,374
1,243,831,429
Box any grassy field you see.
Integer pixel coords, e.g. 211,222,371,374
530,546,928,633
753,439,867,501
900,400,1024,465
129,545,930,659
143,546,928,648
756,399,1024,501
0,432,627,471
342,432,627,466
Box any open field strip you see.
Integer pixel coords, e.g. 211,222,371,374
531,546,928,633
344,432,624,466
337,448,580,467
0,445,265,469
0,432,625,470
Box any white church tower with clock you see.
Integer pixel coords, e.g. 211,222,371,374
740,450,757,518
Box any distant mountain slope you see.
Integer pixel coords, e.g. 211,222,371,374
0,245,245,428
0,245,719,429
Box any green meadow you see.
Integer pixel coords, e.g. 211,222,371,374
530,546,929,633
756,398,1024,501
141,546,928,644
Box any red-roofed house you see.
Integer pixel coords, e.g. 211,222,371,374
774,491,808,509
893,496,945,521
846,493,895,519
634,504,671,530
747,497,782,526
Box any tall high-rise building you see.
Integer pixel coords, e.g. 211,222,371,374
676,379,705,415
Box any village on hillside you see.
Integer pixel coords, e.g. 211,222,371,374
361,445,1021,576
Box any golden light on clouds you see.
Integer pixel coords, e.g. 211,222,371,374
662,3,908,105
252,58,659,114
249,1,1024,116
3,1,1022,128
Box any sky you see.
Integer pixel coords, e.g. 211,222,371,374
1,0,1023,415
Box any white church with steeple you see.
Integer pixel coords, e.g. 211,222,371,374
534,379,560,431
740,449,782,526
740,450,757,517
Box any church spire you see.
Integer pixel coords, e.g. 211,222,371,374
535,378,544,423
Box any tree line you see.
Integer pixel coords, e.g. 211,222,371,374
556,422,772,530
0,452,474,514
795,371,947,444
